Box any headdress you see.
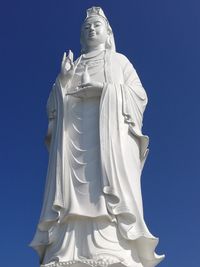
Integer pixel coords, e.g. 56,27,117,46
81,6,116,52
85,7,108,23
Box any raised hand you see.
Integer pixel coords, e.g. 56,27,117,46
59,50,75,87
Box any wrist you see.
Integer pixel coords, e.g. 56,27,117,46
58,73,70,88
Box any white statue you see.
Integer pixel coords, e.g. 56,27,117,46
30,7,164,267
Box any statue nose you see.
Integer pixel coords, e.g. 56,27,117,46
89,25,95,31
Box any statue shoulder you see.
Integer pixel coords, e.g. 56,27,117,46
110,51,131,68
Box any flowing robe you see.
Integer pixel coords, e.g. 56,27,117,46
30,49,164,267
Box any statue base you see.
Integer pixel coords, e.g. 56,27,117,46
41,261,126,267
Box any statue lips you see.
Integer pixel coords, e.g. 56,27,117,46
88,32,96,38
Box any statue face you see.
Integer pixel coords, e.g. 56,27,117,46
81,16,109,49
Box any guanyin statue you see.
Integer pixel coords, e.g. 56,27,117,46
30,6,164,267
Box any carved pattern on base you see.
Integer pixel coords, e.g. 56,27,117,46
41,256,125,267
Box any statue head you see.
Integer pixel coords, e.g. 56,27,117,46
80,7,116,53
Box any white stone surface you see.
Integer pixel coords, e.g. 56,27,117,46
30,6,165,267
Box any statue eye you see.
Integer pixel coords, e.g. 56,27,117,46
95,23,101,27
84,24,90,30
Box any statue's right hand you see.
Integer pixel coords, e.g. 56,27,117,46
59,51,75,88
60,51,74,78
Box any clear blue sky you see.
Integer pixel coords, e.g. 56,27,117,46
1,1,200,266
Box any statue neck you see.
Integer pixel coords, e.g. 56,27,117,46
84,43,106,53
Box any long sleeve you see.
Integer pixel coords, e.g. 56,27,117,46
123,58,148,115
45,86,57,150
47,85,57,120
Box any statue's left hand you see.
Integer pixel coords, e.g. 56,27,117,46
66,81,104,98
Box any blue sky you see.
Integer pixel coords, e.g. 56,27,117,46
0,1,200,266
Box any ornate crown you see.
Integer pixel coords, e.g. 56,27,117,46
86,7,108,22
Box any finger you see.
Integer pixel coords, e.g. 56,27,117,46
76,86,84,90
77,85,85,89
78,86,93,92
66,91,82,98
62,52,66,66
68,50,73,62
81,83,91,88
66,91,76,95
63,52,66,61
